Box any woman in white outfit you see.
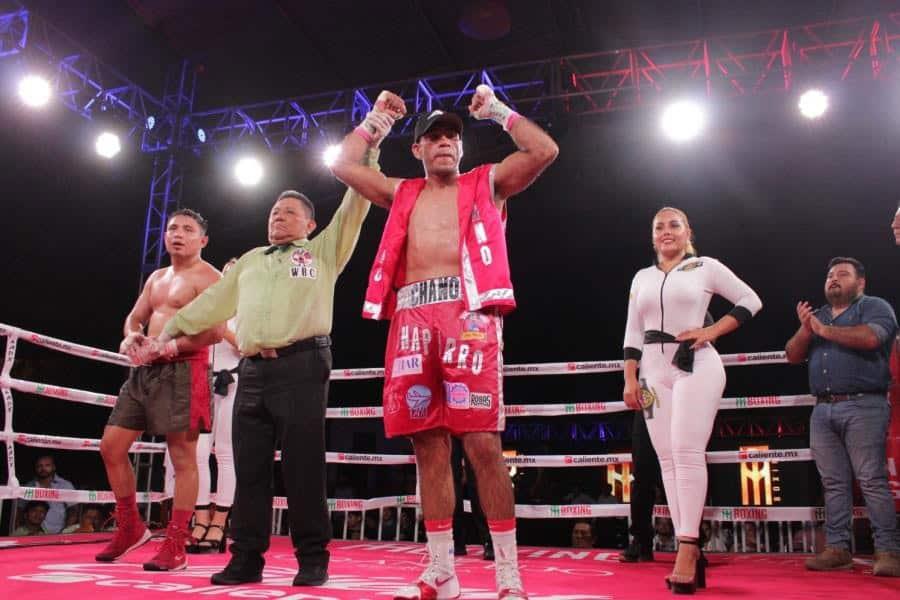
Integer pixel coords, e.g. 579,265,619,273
622,208,762,593
187,258,239,553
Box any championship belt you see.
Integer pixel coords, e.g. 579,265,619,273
639,378,658,419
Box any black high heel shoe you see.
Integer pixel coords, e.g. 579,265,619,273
668,539,706,594
185,523,210,553
192,523,228,554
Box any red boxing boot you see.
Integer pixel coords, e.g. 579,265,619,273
143,521,189,571
95,504,151,562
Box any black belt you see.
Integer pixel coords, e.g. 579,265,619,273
644,330,695,373
815,391,886,404
248,335,331,361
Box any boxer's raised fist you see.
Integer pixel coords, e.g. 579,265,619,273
469,84,517,131
374,91,406,121
468,84,496,119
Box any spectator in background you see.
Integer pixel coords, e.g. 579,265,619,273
595,481,618,504
654,518,676,552
330,474,360,539
741,522,759,552
380,507,398,540
591,481,626,549
16,455,76,534
701,521,730,552
563,480,597,506
399,509,416,541
399,509,426,543
62,505,104,534
571,520,597,549
13,501,50,536
364,511,380,540
791,522,826,553
346,512,362,540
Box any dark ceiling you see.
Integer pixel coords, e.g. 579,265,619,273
20,0,899,110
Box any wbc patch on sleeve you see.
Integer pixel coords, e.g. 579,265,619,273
677,260,704,272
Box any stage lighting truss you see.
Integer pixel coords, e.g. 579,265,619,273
5,7,900,156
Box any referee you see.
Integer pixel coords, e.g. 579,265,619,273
157,147,382,587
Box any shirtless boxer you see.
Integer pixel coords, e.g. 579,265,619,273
96,208,222,571
331,86,558,599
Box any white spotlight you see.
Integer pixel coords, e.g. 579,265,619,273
234,156,263,186
660,100,706,142
95,131,122,159
798,89,828,120
18,74,52,108
322,144,341,167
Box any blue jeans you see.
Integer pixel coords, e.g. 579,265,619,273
810,394,899,551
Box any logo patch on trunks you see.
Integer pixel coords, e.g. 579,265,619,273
405,385,431,419
392,354,423,377
470,393,492,409
444,382,470,409
461,312,488,341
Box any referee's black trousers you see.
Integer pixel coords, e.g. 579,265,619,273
229,345,332,568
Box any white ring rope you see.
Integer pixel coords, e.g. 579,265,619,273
2,375,815,417
0,324,131,368
0,483,869,524
1,322,834,524
0,322,787,380
330,351,787,380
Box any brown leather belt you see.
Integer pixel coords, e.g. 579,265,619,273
815,392,885,403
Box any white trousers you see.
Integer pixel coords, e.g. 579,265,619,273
163,380,237,507
641,344,724,539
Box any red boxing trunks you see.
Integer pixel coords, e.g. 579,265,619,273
383,276,505,438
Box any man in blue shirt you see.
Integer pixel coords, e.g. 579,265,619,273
15,455,75,534
786,257,899,577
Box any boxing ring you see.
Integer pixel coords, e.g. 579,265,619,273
1,322,897,599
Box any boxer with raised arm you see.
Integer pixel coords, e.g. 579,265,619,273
331,86,558,600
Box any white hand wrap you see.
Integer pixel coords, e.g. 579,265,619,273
472,84,520,131
161,339,179,359
119,332,142,355
355,110,396,147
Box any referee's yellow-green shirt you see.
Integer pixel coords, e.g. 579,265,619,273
164,149,379,356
